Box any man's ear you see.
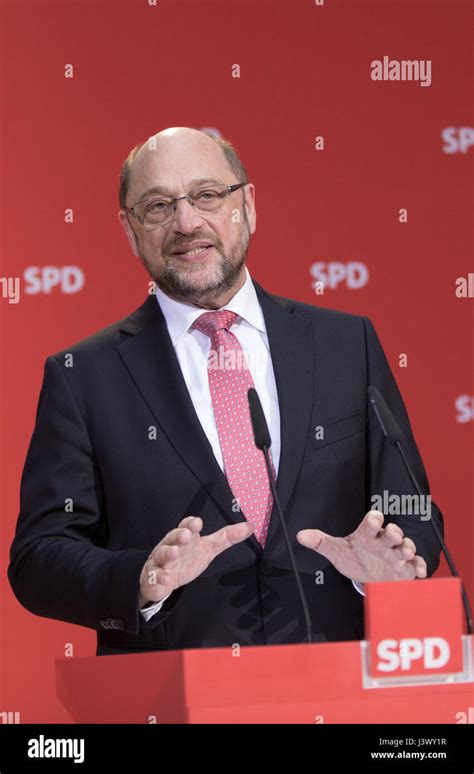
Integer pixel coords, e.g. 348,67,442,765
118,210,140,258
243,183,256,234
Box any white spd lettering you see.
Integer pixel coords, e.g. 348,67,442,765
376,637,450,672
310,261,369,290
441,127,474,154
23,266,85,294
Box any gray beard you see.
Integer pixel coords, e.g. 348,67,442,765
138,223,250,307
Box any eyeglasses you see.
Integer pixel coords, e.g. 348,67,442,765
125,182,248,231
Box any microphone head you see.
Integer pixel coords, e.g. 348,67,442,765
247,388,271,450
368,385,404,444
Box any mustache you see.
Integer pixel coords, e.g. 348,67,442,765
167,241,219,255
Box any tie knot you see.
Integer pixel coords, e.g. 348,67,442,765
191,310,239,338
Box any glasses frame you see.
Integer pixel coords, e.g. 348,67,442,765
125,182,248,229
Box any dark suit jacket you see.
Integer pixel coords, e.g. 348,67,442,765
8,279,443,655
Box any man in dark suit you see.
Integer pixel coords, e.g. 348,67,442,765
8,127,442,656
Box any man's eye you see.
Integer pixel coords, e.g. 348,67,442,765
146,200,169,212
195,190,219,200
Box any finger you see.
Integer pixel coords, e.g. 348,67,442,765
357,510,385,539
401,561,417,580
379,522,404,549
151,542,181,567
150,527,195,564
413,555,427,578
204,521,254,558
393,536,417,561
177,515,203,533
296,528,323,551
296,528,340,562
161,526,197,548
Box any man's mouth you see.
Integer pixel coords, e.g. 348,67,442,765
172,241,213,257
170,242,215,262
173,246,211,257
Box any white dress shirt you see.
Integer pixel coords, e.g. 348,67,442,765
140,267,363,622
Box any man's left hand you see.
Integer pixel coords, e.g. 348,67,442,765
296,510,427,583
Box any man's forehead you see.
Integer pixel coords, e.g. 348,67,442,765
133,132,225,169
129,137,230,197
136,132,224,172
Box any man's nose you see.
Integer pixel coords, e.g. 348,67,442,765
171,197,204,232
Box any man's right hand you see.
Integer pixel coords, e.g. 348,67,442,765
138,516,253,608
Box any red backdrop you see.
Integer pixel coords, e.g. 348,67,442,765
0,0,472,722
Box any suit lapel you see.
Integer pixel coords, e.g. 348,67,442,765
116,279,314,553
117,293,237,528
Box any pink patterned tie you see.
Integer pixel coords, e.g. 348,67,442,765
191,310,274,547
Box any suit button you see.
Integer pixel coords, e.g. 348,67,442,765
261,560,273,575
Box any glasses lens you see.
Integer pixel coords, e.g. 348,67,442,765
138,198,173,226
137,185,229,228
191,185,228,214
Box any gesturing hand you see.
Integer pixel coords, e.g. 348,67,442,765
139,516,253,607
296,510,427,584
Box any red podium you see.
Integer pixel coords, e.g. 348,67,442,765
55,637,473,724
55,578,474,724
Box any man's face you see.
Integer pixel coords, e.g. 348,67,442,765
118,131,256,306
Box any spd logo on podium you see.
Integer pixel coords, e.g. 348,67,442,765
364,577,466,682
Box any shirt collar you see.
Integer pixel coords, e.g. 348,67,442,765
155,266,266,347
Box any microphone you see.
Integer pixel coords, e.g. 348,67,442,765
247,387,312,644
368,385,472,635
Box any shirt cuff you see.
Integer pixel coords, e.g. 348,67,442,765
352,580,366,597
140,592,172,621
